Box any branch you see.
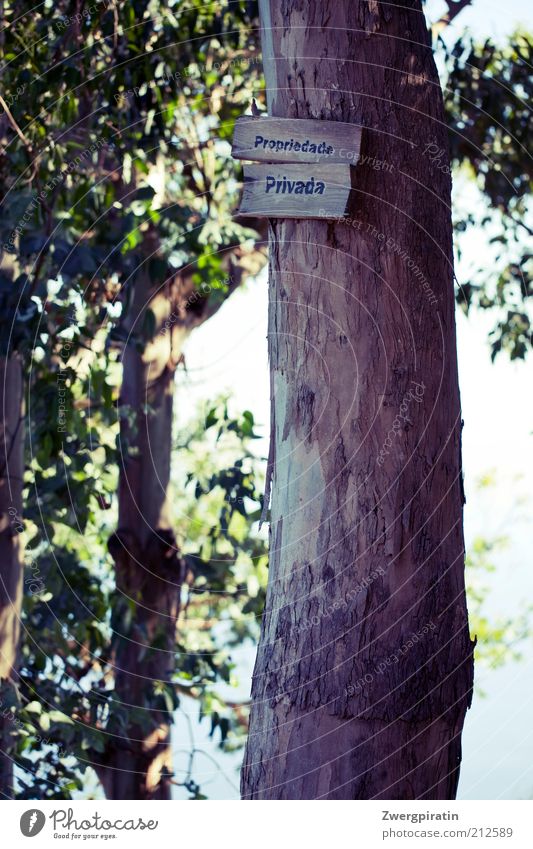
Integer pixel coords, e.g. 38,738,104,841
174,683,250,715
509,213,533,240
0,94,31,149
432,0,473,37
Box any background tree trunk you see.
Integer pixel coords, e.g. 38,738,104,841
0,354,24,798
99,255,186,800
100,236,265,799
242,0,474,800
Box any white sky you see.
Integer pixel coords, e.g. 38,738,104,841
426,0,531,38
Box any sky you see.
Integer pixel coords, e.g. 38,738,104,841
169,0,533,800
426,0,530,39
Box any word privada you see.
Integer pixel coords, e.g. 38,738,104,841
254,134,334,156
264,175,325,195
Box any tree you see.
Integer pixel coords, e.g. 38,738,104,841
1,0,528,802
242,0,475,800
0,0,265,799
97,243,259,799
9,383,267,800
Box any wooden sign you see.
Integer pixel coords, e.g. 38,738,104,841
232,116,362,165
237,163,353,219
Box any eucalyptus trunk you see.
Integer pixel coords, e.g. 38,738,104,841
242,0,474,800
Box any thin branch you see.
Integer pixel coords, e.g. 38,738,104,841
432,0,473,37
509,213,533,239
172,747,240,793
0,94,31,149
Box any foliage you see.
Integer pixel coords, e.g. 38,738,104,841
11,396,266,799
0,0,262,290
0,0,266,798
443,31,532,359
172,401,268,759
467,537,530,671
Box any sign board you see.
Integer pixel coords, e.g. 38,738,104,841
237,163,353,219
232,116,362,165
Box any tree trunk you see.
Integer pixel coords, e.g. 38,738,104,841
98,258,186,800
99,239,261,799
242,0,474,800
0,354,24,798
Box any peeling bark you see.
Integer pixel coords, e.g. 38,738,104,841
242,0,474,800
